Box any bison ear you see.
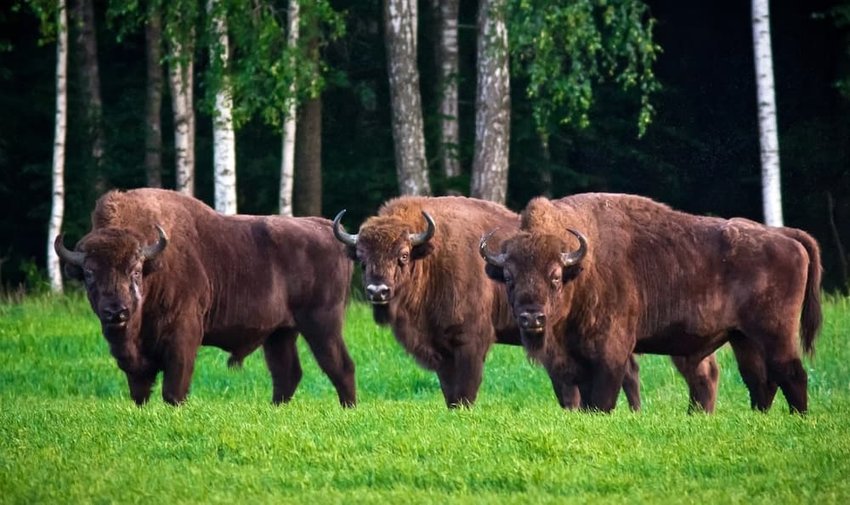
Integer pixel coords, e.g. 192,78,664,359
63,263,83,281
484,263,505,283
411,242,435,260
142,256,164,276
344,245,358,261
562,265,582,283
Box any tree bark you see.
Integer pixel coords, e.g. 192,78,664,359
384,0,431,196
827,191,849,293
208,0,237,214
752,0,783,226
294,95,322,216
279,0,299,217
48,0,68,294
435,0,461,178
471,0,510,204
71,0,106,192
145,7,163,188
168,34,195,196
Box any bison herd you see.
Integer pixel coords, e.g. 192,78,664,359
55,188,822,414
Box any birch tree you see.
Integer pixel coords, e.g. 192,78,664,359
471,0,510,203
145,5,163,188
208,0,237,214
48,0,69,293
434,0,461,178
165,0,198,196
279,0,299,217
384,0,431,196
752,0,783,226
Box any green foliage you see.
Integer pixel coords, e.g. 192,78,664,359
1,295,850,501
224,0,345,128
508,0,660,139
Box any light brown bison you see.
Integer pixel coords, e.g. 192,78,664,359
481,193,821,413
333,196,716,410
55,188,356,406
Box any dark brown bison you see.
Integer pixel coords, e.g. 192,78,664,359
481,193,821,413
333,196,717,411
55,188,356,407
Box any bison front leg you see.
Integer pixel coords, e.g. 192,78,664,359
586,361,628,413
550,377,580,410
126,368,157,406
437,344,486,408
671,354,719,414
161,339,201,406
263,328,303,405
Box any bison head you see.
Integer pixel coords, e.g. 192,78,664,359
333,209,435,325
54,225,168,340
480,228,587,349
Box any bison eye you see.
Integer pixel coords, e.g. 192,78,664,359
399,252,410,265
503,271,514,286
83,269,94,284
131,271,142,283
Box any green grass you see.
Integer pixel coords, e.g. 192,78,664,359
1,294,849,503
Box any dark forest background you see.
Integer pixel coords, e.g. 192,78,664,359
1,0,848,291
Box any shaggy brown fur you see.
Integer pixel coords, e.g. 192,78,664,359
336,196,520,407
484,193,821,413
336,196,677,410
57,188,356,406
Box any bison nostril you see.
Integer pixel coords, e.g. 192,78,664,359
519,311,545,329
103,305,130,323
365,284,391,302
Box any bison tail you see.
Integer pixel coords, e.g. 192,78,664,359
782,227,823,356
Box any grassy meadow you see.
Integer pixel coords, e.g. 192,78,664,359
1,293,849,503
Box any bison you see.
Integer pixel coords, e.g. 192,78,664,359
480,193,821,413
55,188,356,407
333,196,717,411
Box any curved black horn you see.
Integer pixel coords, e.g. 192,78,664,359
479,229,507,268
54,234,85,266
141,225,168,260
560,228,588,266
332,210,358,247
409,211,436,246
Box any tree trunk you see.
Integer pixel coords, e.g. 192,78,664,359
471,0,510,204
279,0,299,217
208,0,236,214
827,191,849,293
752,0,783,226
435,0,461,178
168,34,195,195
71,0,106,193
384,0,431,196
294,95,322,216
145,6,163,188
48,0,68,294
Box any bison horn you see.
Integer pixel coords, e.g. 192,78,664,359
141,225,168,260
54,234,86,267
479,229,507,268
409,211,436,246
560,228,588,266
333,210,359,247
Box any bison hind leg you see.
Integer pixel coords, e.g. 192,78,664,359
730,334,778,411
622,355,641,412
769,357,808,414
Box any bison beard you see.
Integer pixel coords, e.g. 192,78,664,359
56,188,357,407
482,193,822,414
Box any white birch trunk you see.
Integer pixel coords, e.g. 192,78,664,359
208,0,237,214
48,0,68,293
752,0,783,226
279,0,299,217
384,0,431,196
437,0,461,178
169,36,195,196
471,0,510,204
